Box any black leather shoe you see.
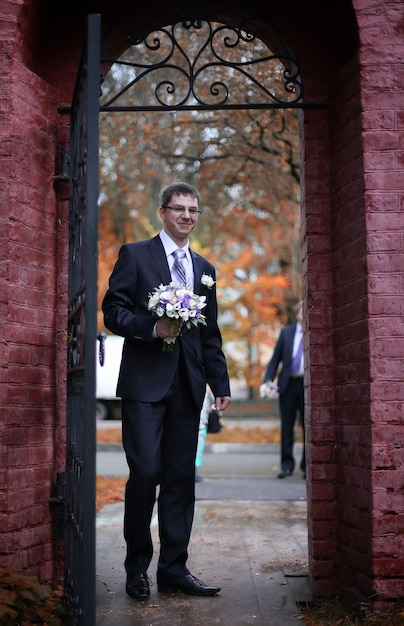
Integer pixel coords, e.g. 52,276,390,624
278,469,293,479
158,573,220,596
126,572,150,600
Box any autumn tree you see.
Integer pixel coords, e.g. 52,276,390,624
98,21,302,392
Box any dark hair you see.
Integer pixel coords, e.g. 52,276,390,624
161,182,201,208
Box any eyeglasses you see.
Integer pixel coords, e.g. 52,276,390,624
164,205,201,215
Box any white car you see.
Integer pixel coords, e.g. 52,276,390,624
96,334,124,420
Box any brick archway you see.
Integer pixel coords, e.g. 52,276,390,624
1,0,403,611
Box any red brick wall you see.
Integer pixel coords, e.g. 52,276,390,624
357,0,404,605
302,0,404,607
302,98,338,596
0,4,68,583
328,51,373,602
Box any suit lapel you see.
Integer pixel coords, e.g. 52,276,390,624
190,250,203,292
287,324,296,354
149,235,171,285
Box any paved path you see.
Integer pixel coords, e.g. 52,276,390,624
96,421,311,625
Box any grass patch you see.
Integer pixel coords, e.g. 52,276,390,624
96,424,293,445
96,476,126,513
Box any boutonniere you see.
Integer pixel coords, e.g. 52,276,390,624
201,274,215,289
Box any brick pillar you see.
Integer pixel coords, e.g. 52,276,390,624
301,101,338,595
0,53,66,583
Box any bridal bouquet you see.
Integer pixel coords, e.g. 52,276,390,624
148,283,207,351
259,382,279,399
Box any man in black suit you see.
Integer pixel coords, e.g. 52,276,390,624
102,182,231,601
261,301,305,479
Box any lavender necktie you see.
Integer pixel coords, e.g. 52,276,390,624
291,335,303,374
172,249,187,286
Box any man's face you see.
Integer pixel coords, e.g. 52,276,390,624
159,193,200,245
296,302,303,324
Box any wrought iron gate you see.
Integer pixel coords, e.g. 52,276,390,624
65,14,100,625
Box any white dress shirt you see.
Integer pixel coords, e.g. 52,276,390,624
159,230,194,287
292,322,304,376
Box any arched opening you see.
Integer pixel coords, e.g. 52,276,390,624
97,16,311,391
94,13,309,623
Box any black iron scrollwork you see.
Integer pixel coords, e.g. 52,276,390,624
100,20,302,111
67,293,85,372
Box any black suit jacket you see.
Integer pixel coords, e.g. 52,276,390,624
102,235,230,409
263,323,298,395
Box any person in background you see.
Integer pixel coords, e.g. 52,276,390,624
195,390,212,482
261,301,305,479
102,182,231,601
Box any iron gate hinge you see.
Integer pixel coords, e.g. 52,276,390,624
53,147,70,183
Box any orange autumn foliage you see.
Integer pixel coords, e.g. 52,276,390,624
98,67,302,391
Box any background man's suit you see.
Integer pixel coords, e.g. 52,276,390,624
263,322,305,478
102,234,230,581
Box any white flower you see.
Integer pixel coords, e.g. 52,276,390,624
201,274,215,289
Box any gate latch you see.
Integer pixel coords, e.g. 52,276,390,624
49,471,67,506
